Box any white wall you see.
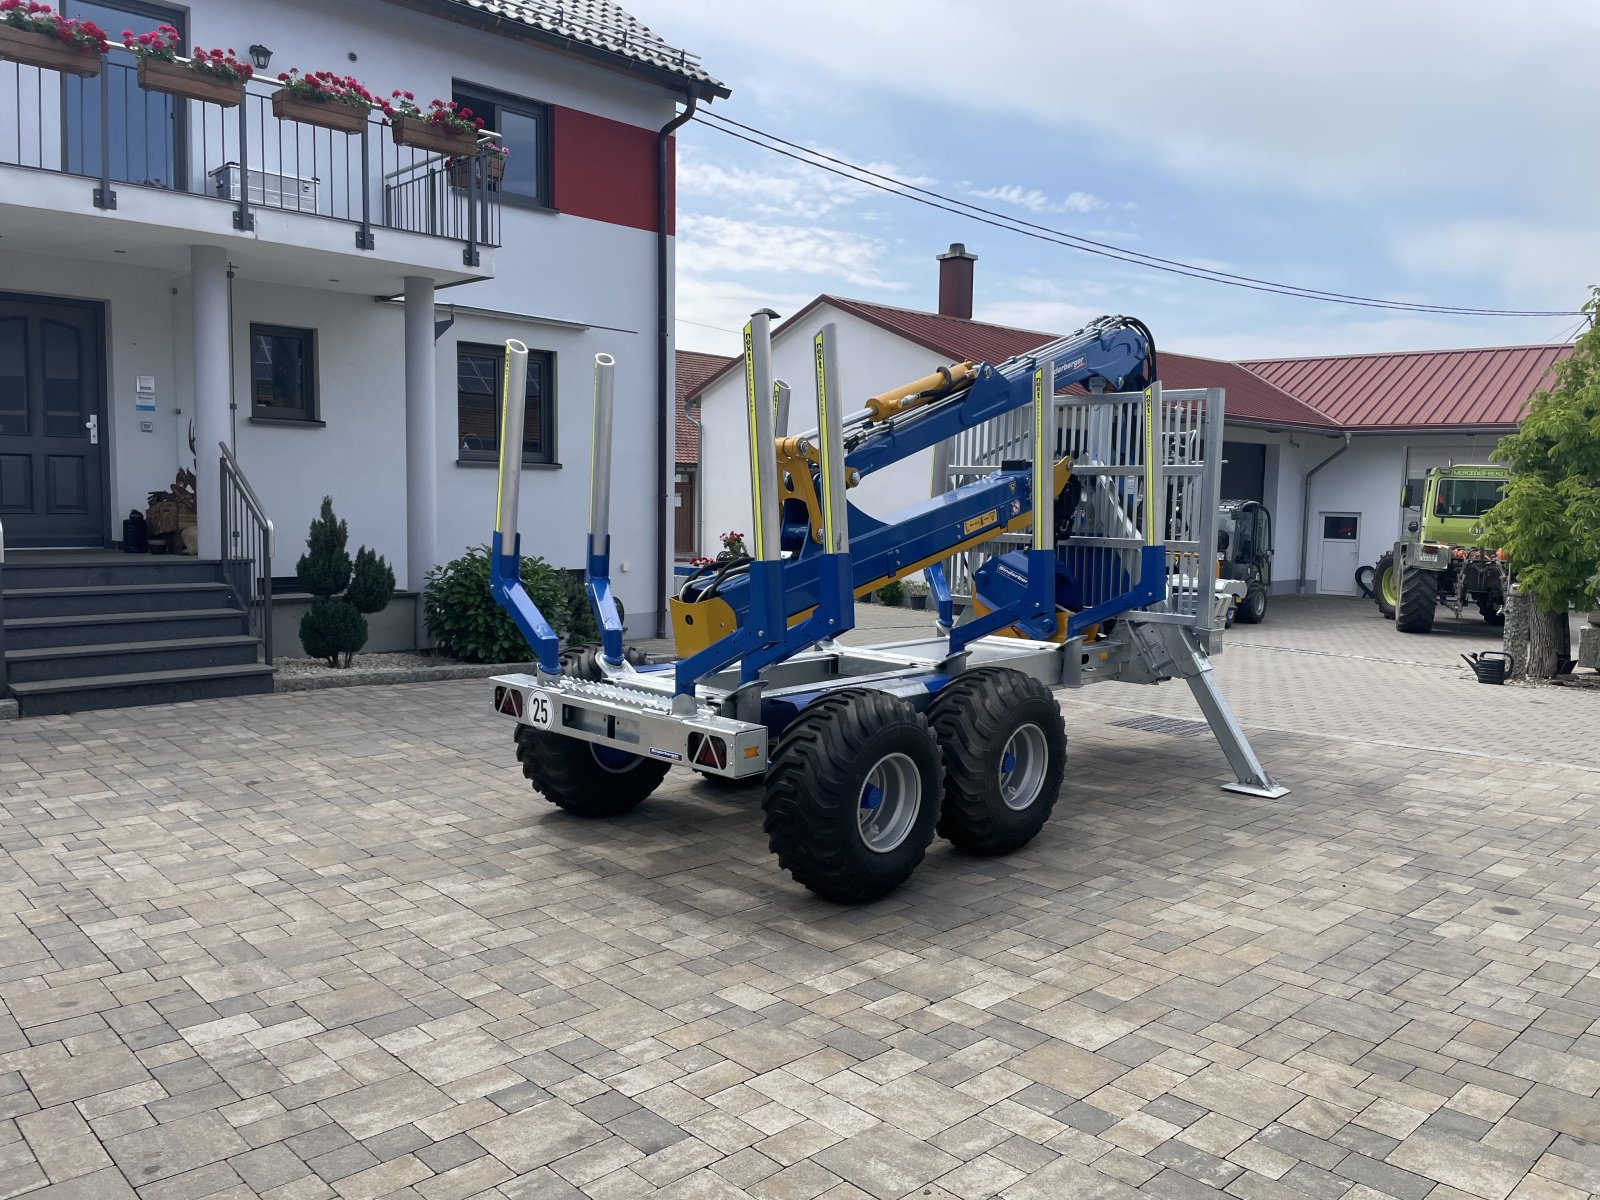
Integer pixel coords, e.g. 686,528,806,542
698,305,956,554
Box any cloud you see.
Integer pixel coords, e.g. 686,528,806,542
1389,219,1600,306
678,142,934,221
969,185,1106,215
677,214,897,289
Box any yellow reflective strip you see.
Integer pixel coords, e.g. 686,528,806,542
1142,386,1156,545
495,349,515,532
813,331,833,551
743,322,764,559
1032,366,1047,550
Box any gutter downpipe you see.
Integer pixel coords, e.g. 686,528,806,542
1297,432,1353,592
656,89,699,637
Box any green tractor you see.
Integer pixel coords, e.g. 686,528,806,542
1218,499,1272,625
1374,464,1509,633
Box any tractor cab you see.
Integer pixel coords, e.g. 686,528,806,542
1217,499,1272,624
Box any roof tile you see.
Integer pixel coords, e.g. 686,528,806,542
674,349,730,461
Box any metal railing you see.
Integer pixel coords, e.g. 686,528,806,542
2,57,501,262
219,442,274,665
0,516,7,698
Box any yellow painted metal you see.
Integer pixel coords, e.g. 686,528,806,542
669,594,740,655
1142,386,1157,546
493,349,517,532
812,331,837,551
864,361,977,422
1032,365,1048,552
743,321,768,560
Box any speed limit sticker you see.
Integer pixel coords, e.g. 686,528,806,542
524,689,554,730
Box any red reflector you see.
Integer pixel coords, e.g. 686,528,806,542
692,735,727,770
496,687,523,718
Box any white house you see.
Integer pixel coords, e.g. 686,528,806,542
0,0,725,712
688,246,1567,598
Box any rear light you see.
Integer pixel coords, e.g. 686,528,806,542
494,686,523,718
688,733,727,770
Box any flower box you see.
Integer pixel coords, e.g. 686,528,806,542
0,23,103,76
448,153,505,190
391,114,476,156
137,55,243,107
271,88,368,134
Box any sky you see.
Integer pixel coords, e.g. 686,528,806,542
646,0,1600,363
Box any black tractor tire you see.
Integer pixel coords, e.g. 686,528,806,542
514,642,667,816
1235,586,1268,625
762,690,942,903
1374,552,1397,619
1395,564,1439,633
926,669,1066,855
1478,596,1506,626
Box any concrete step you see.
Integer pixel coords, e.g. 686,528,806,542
3,608,250,650
0,559,224,590
2,582,234,618
8,663,276,717
5,636,261,684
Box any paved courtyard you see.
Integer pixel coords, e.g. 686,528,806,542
0,602,1598,1199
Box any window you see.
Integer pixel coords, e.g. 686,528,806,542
250,325,317,422
452,83,550,207
1322,515,1359,540
1434,477,1503,518
458,343,555,466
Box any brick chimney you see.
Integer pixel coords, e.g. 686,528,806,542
937,243,978,320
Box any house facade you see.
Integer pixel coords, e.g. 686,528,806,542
688,247,1567,599
2,0,725,656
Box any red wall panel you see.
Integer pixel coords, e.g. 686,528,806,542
551,105,672,235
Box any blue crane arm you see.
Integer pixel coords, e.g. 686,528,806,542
842,317,1153,481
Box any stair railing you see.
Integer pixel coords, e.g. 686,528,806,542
0,515,8,695
218,443,274,664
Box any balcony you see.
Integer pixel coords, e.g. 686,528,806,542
1,56,501,290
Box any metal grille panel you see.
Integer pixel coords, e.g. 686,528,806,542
1110,714,1212,737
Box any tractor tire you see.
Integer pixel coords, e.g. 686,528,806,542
762,690,942,903
1395,563,1438,633
1235,586,1268,625
926,669,1066,855
1478,596,1506,626
513,643,667,816
1374,552,1398,619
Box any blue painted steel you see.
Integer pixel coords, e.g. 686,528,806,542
735,550,855,681
926,564,953,628
585,533,624,665
489,530,561,676
951,547,1058,652
1065,546,1167,638
672,558,786,696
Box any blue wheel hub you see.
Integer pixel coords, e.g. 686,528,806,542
1000,750,1017,776
859,782,884,811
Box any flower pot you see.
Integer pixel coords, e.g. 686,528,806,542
137,56,243,107
910,594,928,611
391,114,476,156
0,24,103,76
449,153,505,190
271,88,368,134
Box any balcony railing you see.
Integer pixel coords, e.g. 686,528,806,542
2,58,500,264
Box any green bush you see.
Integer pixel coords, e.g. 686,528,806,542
558,570,599,646
293,497,395,666
877,580,904,607
300,598,367,668
424,545,573,663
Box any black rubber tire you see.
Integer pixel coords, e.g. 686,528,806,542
1235,586,1267,625
1395,564,1438,633
513,643,667,816
559,643,648,679
927,669,1066,855
1478,597,1506,626
762,690,942,903
1374,552,1397,619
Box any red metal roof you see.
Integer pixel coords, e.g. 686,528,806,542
674,349,731,462
1242,344,1571,431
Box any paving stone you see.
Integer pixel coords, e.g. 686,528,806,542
812,1127,960,1199
103,1111,247,1184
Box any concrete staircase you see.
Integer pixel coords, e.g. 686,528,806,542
1,556,273,716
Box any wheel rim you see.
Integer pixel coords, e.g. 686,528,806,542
1380,566,1397,607
998,723,1049,811
856,752,921,853
591,744,639,773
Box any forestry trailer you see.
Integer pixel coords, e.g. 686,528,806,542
484,312,1285,903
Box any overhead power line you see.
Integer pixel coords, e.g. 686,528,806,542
693,111,1581,320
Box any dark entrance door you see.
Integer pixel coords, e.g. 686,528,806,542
0,295,108,547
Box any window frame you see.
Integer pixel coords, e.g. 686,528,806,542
248,323,320,425
451,80,553,211
456,341,557,468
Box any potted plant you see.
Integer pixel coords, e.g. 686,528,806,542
0,1,109,76
270,68,377,134
385,92,483,156
448,141,507,189
877,579,905,608
126,25,251,107
906,579,930,611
